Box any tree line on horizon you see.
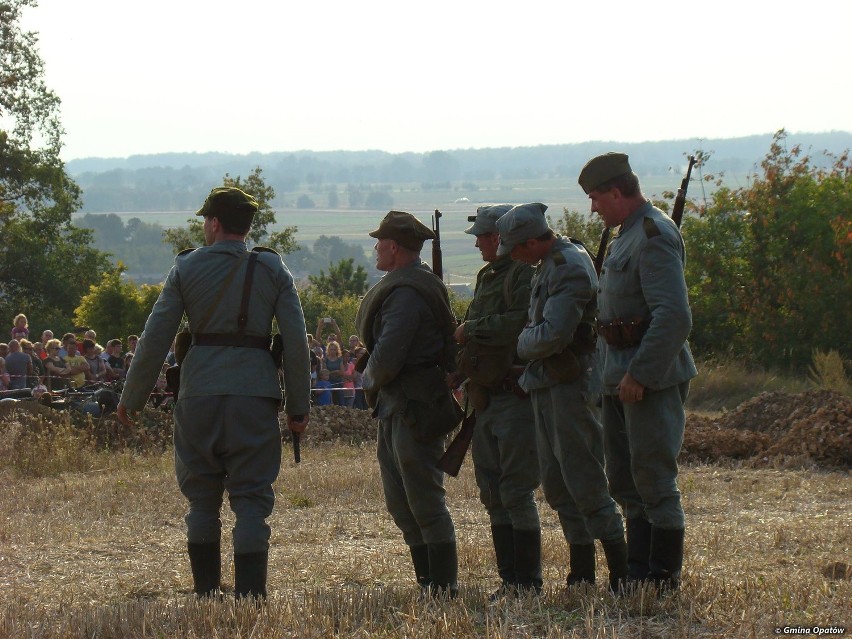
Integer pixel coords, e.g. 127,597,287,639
68,132,852,214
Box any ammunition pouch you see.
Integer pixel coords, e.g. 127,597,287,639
457,341,515,388
270,333,284,368
596,316,650,350
401,367,464,443
165,364,181,396
542,322,597,384
175,328,192,364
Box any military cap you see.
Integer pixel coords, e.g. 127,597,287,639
369,210,435,252
195,186,259,222
464,204,513,235
495,203,549,257
578,152,632,194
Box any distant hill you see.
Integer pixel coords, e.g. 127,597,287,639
66,131,851,213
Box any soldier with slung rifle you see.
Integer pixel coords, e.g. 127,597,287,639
579,153,697,591
355,210,462,597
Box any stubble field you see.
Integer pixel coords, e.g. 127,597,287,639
0,403,849,639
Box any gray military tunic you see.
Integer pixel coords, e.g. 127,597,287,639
120,240,311,553
361,260,457,547
597,201,697,530
464,255,540,531
517,236,624,545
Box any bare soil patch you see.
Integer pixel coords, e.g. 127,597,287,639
683,389,851,468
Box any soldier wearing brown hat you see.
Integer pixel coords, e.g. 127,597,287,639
356,210,462,597
118,186,312,600
579,153,697,591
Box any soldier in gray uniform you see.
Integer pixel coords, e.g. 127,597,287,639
579,153,697,590
355,211,462,597
496,203,628,591
117,187,311,600
453,205,542,595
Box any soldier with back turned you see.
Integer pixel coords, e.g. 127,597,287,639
118,186,311,600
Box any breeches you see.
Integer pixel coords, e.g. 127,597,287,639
377,411,456,546
532,382,624,545
602,382,689,529
471,391,540,530
174,395,282,554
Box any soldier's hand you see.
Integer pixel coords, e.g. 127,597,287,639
617,373,645,404
453,322,468,344
117,404,137,426
287,413,309,433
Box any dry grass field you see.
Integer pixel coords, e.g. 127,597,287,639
1,407,850,638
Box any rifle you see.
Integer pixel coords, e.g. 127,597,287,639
593,227,611,277
671,155,696,229
436,398,474,477
432,209,443,280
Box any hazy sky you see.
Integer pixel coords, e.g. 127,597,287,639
21,0,852,161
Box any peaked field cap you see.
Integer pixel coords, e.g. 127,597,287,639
495,202,549,257
195,186,259,217
369,210,435,251
464,204,513,235
578,152,632,194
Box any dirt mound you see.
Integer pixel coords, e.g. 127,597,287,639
2,391,848,469
683,390,851,469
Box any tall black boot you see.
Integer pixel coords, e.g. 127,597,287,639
601,537,628,593
513,528,543,594
427,541,458,598
626,517,653,584
649,526,685,592
490,524,516,588
187,542,221,597
566,543,596,586
409,544,430,591
234,551,268,600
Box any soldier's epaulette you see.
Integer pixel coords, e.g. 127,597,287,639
177,247,196,256
551,250,567,266
252,246,280,256
643,217,661,239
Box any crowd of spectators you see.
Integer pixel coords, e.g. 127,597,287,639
1,313,371,410
309,318,368,409
0,313,140,396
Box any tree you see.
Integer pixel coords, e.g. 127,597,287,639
296,194,316,209
73,266,164,340
162,166,299,255
552,208,605,253
1,0,114,333
364,190,394,209
685,130,851,370
308,258,368,297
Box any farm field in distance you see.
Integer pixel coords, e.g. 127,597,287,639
80,175,695,282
